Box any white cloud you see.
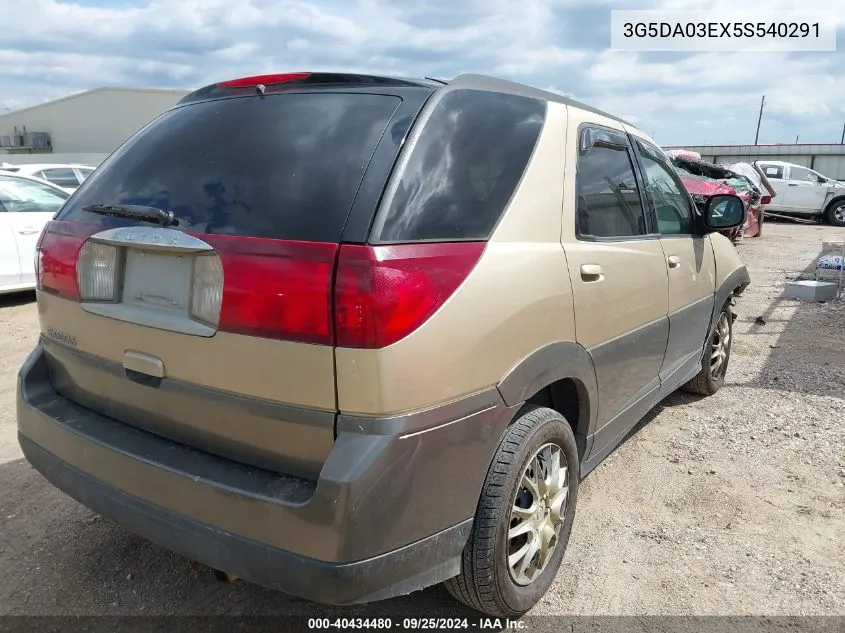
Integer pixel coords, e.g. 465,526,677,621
0,0,843,145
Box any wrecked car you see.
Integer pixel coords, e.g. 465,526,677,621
665,150,776,242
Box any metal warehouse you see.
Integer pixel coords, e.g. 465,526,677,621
664,144,845,181
0,87,190,166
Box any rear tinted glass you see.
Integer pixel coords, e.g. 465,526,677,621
57,93,401,242
372,89,546,242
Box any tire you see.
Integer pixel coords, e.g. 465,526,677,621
444,406,579,617
825,200,845,227
681,300,733,396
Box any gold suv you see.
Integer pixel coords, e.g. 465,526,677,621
17,72,749,617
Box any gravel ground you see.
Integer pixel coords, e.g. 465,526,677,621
0,221,843,620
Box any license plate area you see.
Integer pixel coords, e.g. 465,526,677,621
122,250,193,313
81,247,216,337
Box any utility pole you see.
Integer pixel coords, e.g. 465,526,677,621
795,135,799,144
841,122,844,144
754,95,765,145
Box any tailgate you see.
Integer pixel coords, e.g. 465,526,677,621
35,89,407,479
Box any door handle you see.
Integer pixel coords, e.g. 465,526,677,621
17,227,40,235
667,255,681,268
580,264,604,282
787,183,799,187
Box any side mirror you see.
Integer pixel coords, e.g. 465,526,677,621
760,195,772,205
703,194,746,231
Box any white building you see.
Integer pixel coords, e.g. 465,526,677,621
0,87,190,165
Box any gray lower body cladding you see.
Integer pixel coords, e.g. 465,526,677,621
16,343,515,603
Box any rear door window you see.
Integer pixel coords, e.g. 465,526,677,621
58,93,402,242
760,164,784,179
371,89,546,242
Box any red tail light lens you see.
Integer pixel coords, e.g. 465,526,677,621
217,72,311,88
760,195,772,205
36,221,99,301
334,242,485,349
197,234,338,345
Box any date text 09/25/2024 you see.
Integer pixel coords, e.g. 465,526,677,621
307,618,526,630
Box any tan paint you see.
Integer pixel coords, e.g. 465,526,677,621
623,123,718,312
36,291,336,410
709,232,747,288
560,107,669,350
660,237,716,314
336,103,576,416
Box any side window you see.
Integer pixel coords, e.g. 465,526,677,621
760,164,784,179
372,89,546,242
575,127,648,239
635,141,693,236
790,166,820,183
40,168,80,188
0,176,69,213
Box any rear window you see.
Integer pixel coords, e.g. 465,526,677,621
41,168,80,188
371,89,546,242
58,93,402,242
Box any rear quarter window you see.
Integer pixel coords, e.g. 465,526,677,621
57,93,402,242
371,89,546,243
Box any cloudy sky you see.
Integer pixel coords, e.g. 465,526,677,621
1,0,843,146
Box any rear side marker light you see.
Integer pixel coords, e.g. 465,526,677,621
217,72,311,88
190,255,224,328
77,241,119,302
334,242,486,349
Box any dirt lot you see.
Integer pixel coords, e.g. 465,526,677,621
0,222,843,618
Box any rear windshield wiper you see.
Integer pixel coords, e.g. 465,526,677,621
82,204,179,227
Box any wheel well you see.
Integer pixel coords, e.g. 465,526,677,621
825,196,845,212
524,378,589,458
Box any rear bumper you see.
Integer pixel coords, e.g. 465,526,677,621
16,343,515,604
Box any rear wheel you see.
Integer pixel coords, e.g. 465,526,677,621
445,406,579,617
825,200,845,227
682,301,733,396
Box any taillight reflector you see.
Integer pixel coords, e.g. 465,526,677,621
37,221,99,301
196,234,338,345
217,72,311,88
334,242,485,349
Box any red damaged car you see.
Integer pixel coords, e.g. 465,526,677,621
665,150,776,243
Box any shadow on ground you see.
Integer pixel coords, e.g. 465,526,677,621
739,238,845,400
0,291,36,309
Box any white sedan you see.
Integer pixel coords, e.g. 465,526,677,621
0,163,95,193
0,172,70,295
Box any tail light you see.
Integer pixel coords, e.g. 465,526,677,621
77,241,119,301
760,195,772,205
334,242,485,349
198,235,338,345
36,221,98,301
36,221,484,349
